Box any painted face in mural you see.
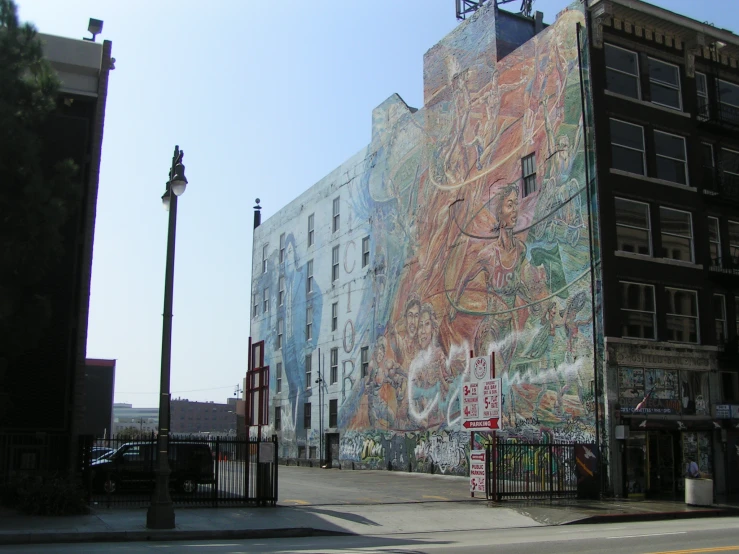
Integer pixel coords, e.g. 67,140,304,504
418,311,433,350
406,304,420,340
498,190,518,230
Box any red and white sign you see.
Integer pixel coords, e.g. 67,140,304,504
463,356,501,431
469,449,486,493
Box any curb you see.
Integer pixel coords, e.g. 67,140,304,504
565,508,739,525
0,527,353,546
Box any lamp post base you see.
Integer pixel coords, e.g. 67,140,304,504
146,501,175,529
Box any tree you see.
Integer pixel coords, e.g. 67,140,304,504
0,0,80,416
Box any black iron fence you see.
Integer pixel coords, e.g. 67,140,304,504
80,434,278,507
486,442,594,501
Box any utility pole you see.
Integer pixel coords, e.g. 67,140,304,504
316,350,324,467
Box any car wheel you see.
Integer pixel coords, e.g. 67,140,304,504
103,475,118,494
179,478,197,494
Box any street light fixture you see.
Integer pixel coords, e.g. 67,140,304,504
146,145,188,530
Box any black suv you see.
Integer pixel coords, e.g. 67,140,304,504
90,441,215,494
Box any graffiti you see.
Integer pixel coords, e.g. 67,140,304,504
414,431,468,474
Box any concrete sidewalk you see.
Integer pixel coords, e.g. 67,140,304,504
1,497,738,546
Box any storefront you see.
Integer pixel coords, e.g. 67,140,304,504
606,340,721,499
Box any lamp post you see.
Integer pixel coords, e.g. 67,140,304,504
146,145,188,530
315,350,324,468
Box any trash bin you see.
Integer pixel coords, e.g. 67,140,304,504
685,478,713,506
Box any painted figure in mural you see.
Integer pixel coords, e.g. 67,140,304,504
390,294,421,368
525,301,561,371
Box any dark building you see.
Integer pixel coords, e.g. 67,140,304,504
0,30,113,478
588,0,739,498
81,359,116,438
170,399,238,436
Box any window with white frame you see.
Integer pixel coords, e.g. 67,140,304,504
262,244,268,273
702,143,716,193
305,354,312,389
605,43,640,99
306,305,313,340
332,197,340,233
620,281,656,339
729,221,739,265
610,119,645,175
709,217,722,267
648,57,681,110
278,276,285,306
665,287,699,343
717,79,739,125
306,259,313,294
659,207,693,262
308,213,315,247
331,302,338,331
522,153,536,196
696,72,709,120
361,346,369,378
654,131,688,185
279,233,285,263
329,399,338,428
303,402,311,429
275,407,281,430
615,197,651,255
722,148,739,190
714,294,727,345
263,288,269,313
276,362,282,393
332,245,339,282
252,292,259,317
277,318,283,349
330,347,338,384
362,236,370,268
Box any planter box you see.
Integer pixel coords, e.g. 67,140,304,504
685,478,713,506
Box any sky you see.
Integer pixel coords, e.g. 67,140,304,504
16,0,738,407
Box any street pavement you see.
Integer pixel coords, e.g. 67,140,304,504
0,466,737,546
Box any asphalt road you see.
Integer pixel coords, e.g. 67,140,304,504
3,517,739,553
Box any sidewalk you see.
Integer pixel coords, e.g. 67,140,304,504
1,497,738,546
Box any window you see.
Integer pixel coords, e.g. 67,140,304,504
722,372,739,403
252,292,259,317
276,362,282,393
306,260,314,294
329,399,338,428
276,318,283,348
278,276,285,306
729,221,739,265
305,354,312,389
665,288,699,343
361,346,369,378
362,236,370,268
262,244,268,273
610,119,645,175
615,198,650,255
275,407,281,431
330,347,338,384
702,143,716,193
715,294,727,345
332,196,340,233
279,233,285,263
308,213,315,247
306,305,313,340
303,403,311,429
332,246,339,282
654,131,688,185
605,44,640,98
620,281,655,339
708,217,722,267
696,72,709,120
648,58,681,110
722,148,739,191
331,302,338,331
659,207,693,262
263,288,269,313
522,153,536,196
717,79,739,125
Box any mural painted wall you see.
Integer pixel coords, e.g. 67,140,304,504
250,3,596,475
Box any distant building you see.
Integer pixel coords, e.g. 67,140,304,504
170,399,237,436
81,359,116,437
112,404,158,436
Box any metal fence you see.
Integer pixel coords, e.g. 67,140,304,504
486,442,585,501
80,434,278,507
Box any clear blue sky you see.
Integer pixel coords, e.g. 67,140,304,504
16,0,738,407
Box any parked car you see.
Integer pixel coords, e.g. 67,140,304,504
89,441,215,494
90,446,115,461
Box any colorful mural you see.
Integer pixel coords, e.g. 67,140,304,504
252,3,596,474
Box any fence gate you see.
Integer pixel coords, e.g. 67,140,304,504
486,442,595,501
80,434,278,508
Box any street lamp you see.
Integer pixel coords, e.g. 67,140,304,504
146,145,188,530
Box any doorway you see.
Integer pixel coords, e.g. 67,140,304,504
325,433,340,468
647,431,678,496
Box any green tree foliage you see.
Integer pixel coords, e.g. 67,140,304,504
0,0,80,358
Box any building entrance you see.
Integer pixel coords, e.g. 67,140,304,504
647,431,678,497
